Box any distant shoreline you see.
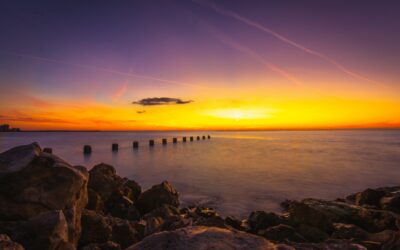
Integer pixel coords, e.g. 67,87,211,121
1,127,400,133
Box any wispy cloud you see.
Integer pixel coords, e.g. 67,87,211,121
194,0,383,85
1,52,206,88
203,22,303,87
133,97,194,106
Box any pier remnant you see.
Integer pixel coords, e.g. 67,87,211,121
208,135,211,139
133,141,139,149
162,138,167,145
173,138,177,143
182,137,187,142
202,136,206,140
43,147,52,154
197,136,200,140
112,143,118,151
190,136,194,141
149,140,155,147
83,145,92,154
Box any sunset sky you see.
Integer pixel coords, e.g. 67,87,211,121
0,0,399,130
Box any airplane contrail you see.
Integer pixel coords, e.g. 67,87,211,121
193,0,383,86
1,52,206,89
202,21,303,87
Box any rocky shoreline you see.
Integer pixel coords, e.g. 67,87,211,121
0,143,399,250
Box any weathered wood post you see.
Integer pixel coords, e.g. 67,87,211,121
162,138,167,145
207,135,211,139
112,143,118,151
190,136,194,141
182,137,187,142
133,141,139,149
43,147,52,154
197,136,200,140
202,135,206,140
83,145,92,154
173,138,177,143
149,140,155,147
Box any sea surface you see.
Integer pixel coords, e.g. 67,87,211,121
1,130,400,217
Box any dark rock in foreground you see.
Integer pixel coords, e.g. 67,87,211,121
126,226,290,250
0,143,88,247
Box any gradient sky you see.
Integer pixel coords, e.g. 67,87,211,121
0,0,399,130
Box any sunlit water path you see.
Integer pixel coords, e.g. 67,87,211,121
1,130,399,217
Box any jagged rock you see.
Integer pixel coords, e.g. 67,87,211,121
181,207,227,228
110,218,140,249
286,198,399,233
332,223,369,240
121,178,141,202
289,240,367,250
258,224,305,243
296,224,329,243
380,195,400,213
248,211,286,232
0,143,88,246
79,210,112,247
0,210,72,250
136,181,179,214
140,205,189,236
88,163,121,203
126,226,294,250
354,188,386,207
0,234,24,250
88,164,142,219
82,241,121,250
87,189,104,213
225,216,245,230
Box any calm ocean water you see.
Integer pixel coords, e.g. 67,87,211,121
1,130,400,217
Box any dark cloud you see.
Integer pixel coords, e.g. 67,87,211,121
133,97,193,106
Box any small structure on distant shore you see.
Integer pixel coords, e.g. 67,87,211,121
0,124,21,132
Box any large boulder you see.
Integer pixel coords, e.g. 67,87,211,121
126,226,294,250
0,143,88,246
248,211,287,232
136,181,179,214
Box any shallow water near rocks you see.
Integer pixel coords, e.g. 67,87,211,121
1,130,400,217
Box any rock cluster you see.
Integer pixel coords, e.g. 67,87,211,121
0,143,399,250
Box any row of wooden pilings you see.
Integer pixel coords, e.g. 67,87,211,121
83,135,211,154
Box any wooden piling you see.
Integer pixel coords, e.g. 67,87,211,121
197,136,200,140
133,141,139,149
190,136,194,141
149,140,155,147
83,145,92,154
162,138,167,145
173,138,177,143
112,143,118,151
207,135,211,139
182,137,187,142
202,135,206,140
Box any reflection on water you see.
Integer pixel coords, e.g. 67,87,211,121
1,130,400,217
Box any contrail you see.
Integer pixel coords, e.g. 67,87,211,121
1,52,206,88
204,22,304,87
194,0,382,85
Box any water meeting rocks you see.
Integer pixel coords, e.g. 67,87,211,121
0,143,88,247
